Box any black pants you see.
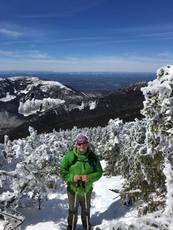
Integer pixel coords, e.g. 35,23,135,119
67,187,92,230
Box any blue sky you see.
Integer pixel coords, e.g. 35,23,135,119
1,0,173,72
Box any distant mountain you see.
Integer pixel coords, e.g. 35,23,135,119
0,77,95,138
0,77,146,142
0,71,154,93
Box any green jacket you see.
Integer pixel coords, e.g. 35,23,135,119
60,146,103,196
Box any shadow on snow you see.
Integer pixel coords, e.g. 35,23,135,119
20,190,129,229
20,197,68,229
91,199,131,226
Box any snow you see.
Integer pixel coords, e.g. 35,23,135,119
41,80,72,91
0,222,4,230
17,164,162,230
7,76,73,93
142,65,173,217
18,98,65,116
68,100,97,112
89,101,97,110
0,92,16,102
26,222,60,230
18,173,132,230
1,65,173,229
19,89,31,95
12,76,72,92
91,175,127,227
0,191,15,202
169,221,173,230
8,77,38,81
77,101,85,110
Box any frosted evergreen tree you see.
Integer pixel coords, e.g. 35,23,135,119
104,66,173,229
117,118,164,211
103,118,123,176
141,65,173,216
0,142,25,229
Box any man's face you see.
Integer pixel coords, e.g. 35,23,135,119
76,142,88,154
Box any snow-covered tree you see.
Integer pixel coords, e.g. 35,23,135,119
116,118,165,213
104,65,173,229
141,65,173,216
103,118,123,175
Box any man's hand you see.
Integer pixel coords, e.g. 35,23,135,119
81,175,89,183
74,175,81,183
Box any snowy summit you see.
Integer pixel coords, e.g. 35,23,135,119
1,65,173,229
0,76,96,138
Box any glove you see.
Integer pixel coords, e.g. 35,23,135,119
74,175,81,182
81,175,89,183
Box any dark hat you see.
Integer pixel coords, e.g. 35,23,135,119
76,134,88,144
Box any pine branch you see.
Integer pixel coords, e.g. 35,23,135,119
109,189,120,193
0,170,17,178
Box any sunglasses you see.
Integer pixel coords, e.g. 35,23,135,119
77,142,88,146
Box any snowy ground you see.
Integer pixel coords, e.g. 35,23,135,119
0,170,171,229
0,161,137,230
9,175,135,230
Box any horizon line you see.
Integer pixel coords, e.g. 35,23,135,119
0,70,155,74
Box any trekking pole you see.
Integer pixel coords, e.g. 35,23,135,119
84,189,89,230
72,180,81,230
72,190,77,230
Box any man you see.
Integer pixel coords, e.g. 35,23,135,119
60,134,103,230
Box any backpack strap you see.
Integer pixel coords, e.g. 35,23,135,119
69,149,98,172
88,151,98,172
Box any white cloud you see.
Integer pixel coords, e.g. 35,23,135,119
157,51,173,58
0,28,22,38
0,50,50,59
0,50,20,58
0,54,172,72
27,50,51,59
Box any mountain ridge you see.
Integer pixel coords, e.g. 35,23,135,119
0,77,146,142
